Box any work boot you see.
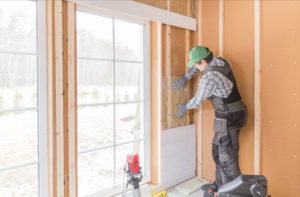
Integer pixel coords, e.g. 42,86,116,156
201,181,219,192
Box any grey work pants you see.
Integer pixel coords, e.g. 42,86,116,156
212,129,241,185
212,103,247,185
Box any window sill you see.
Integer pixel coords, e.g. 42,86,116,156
87,177,151,197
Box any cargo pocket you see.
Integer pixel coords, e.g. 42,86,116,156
220,134,233,153
213,117,228,132
242,105,247,127
228,106,247,129
219,133,233,162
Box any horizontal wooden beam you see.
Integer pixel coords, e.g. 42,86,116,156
67,0,197,30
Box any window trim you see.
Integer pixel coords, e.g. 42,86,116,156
37,0,48,196
76,5,151,197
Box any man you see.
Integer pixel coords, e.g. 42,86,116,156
173,46,247,192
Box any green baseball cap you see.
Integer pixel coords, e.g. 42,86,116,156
187,46,210,68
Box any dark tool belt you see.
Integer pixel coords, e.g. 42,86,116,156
213,100,244,113
213,100,247,132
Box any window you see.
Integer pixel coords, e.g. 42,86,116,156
76,10,150,196
0,1,47,197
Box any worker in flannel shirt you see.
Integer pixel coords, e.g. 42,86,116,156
173,46,247,193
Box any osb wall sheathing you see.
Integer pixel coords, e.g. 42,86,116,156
200,0,255,182
201,0,300,196
200,0,220,181
200,0,258,185
223,0,255,175
261,1,300,196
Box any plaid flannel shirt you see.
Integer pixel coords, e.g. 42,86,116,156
184,56,234,110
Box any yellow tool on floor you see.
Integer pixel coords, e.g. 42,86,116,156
153,190,167,197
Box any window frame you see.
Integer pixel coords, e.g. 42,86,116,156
37,0,48,196
76,5,151,197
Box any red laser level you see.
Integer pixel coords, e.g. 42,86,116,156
122,153,143,197
127,153,140,174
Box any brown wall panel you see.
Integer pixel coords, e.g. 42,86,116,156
261,0,300,196
223,0,254,175
200,0,219,181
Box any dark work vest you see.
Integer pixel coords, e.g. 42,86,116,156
203,57,241,111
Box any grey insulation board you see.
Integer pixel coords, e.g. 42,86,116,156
161,124,196,189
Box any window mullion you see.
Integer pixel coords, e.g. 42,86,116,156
112,17,117,187
0,161,38,173
0,50,37,56
143,23,148,179
37,0,48,196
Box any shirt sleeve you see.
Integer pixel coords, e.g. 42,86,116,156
184,67,200,80
186,73,217,109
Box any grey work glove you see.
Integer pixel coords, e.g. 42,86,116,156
177,104,188,119
172,76,187,91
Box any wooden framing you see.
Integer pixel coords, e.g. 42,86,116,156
62,2,69,196
46,0,56,196
150,21,161,185
54,1,65,196
166,0,172,129
254,0,261,175
196,0,203,178
185,0,191,125
67,3,78,197
47,0,77,196
56,1,65,195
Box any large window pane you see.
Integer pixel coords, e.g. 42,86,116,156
0,54,37,110
77,12,113,59
77,10,148,195
0,1,36,53
115,20,144,61
116,141,144,185
78,105,113,152
0,1,45,196
115,62,143,102
0,164,38,197
0,110,38,169
77,59,113,105
78,148,114,197
116,103,144,144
